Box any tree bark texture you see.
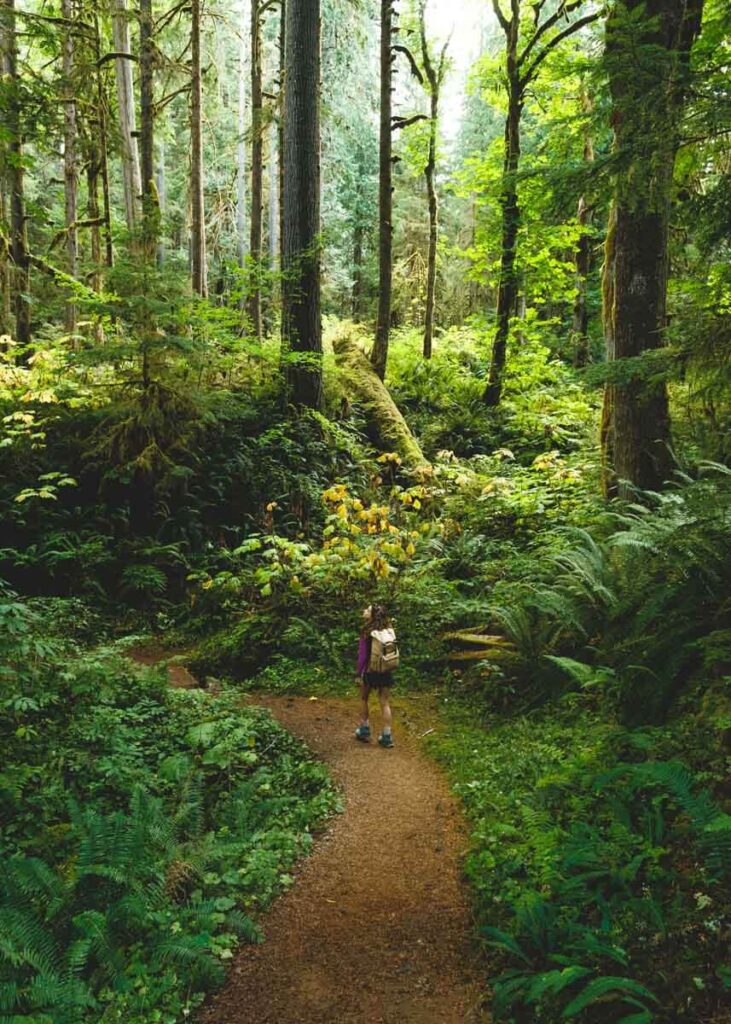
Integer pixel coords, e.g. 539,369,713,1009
571,87,594,368
248,0,264,338
1,0,31,347
282,0,322,408
333,324,431,476
139,0,158,256
62,0,78,333
419,5,447,361
112,0,141,231
604,0,703,495
371,0,394,381
93,9,113,269
191,0,207,296
236,0,247,270
484,78,521,406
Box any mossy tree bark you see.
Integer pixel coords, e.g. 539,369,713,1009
603,0,704,496
333,325,431,476
282,0,322,409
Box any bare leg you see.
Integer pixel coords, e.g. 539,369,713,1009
379,687,392,733
359,681,371,726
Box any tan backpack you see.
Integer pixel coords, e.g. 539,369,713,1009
368,627,400,674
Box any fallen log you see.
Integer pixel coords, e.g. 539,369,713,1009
330,323,431,478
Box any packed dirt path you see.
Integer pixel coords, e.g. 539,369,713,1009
202,693,488,1024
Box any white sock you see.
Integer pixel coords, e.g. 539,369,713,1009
383,726,392,736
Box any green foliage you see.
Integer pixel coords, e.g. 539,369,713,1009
430,703,730,1023
0,591,338,1023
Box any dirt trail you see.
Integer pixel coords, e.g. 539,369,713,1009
202,694,487,1024
128,647,486,1022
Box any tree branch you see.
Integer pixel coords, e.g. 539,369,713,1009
392,44,423,83
391,113,428,131
155,0,190,34
96,51,139,68
491,0,510,34
518,0,586,69
520,11,600,87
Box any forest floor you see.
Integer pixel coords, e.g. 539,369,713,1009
130,648,488,1023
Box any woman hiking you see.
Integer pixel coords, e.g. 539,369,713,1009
354,603,399,748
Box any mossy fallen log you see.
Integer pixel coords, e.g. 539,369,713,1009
330,323,431,478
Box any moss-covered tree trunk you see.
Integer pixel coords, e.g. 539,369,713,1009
282,0,322,408
333,325,431,476
604,0,703,496
1,0,31,347
372,0,394,381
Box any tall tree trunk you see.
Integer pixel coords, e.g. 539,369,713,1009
236,0,247,271
248,0,263,338
268,120,279,268
352,216,364,321
572,87,594,368
190,0,207,295
282,0,321,408
0,184,10,335
139,0,158,258
93,9,113,269
87,147,102,292
157,137,166,267
419,3,447,361
62,0,78,335
112,0,141,231
604,0,703,495
371,0,393,381
1,0,31,347
600,203,617,496
423,89,438,360
484,72,521,406
278,2,285,271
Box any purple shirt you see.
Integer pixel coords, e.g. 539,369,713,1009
356,635,370,675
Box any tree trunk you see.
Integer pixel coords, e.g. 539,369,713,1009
139,0,158,258
248,0,263,338
352,216,364,321
282,0,322,408
484,72,521,407
604,0,703,495
268,120,279,268
112,0,141,232
371,0,394,381
1,0,31,347
190,0,207,295
333,325,431,476
62,0,78,335
93,9,113,269
236,0,247,271
0,184,11,335
423,87,438,360
87,147,102,292
157,137,166,267
600,203,617,497
419,3,447,361
572,87,594,368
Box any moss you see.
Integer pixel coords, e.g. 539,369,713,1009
330,322,431,478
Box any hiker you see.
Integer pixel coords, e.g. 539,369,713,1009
354,603,399,748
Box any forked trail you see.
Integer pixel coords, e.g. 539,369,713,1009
201,694,487,1024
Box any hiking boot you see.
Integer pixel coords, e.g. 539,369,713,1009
378,732,394,748
355,724,371,742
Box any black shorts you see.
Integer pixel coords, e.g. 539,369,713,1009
363,671,393,690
